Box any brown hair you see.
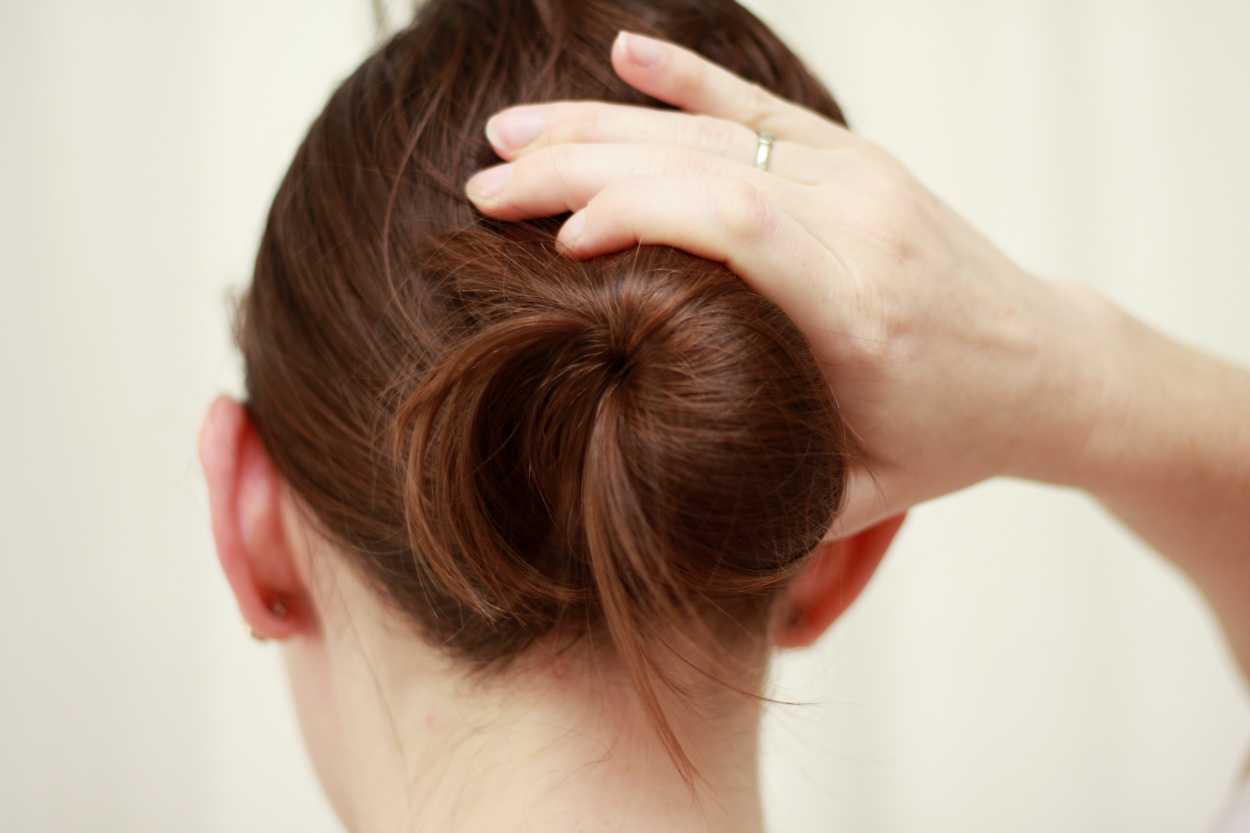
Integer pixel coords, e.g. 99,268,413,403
236,0,852,785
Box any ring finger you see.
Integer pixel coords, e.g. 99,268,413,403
466,141,810,221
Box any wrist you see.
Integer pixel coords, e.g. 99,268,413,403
1000,277,1126,490
1051,279,1130,492
1039,282,1250,505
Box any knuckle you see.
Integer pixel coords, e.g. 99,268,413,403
669,60,704,107
715,179,776,240
888,227,923,267
744,82,775,126
542,103,609,147
543,144,582,188
873,282,911,344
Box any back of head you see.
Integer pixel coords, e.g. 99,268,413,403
237,0,852,783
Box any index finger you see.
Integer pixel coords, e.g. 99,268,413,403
610,30,856,150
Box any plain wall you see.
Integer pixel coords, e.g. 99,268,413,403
2,1,1248,831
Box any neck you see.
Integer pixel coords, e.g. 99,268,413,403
288,574,770,833
401,658,767,833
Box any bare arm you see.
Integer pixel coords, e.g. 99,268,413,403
1067,292,1250,686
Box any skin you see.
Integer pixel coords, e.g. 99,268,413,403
201,28,1250,833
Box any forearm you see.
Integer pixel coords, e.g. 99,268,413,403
1065,288,1250,684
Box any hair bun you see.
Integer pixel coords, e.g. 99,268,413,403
394,225,850,693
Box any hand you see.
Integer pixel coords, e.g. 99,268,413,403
466,31,1111,537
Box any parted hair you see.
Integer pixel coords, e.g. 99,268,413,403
235,0,852,784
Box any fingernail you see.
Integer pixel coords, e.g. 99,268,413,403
558,211,587,251
466,163,512,200
620,31,663,67
486,107,545,151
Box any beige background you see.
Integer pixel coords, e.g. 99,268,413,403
2,1,1248,831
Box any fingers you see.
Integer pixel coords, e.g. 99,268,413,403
484,102,833,184
466,141,803,221
544,174,852,348
609,30,856,150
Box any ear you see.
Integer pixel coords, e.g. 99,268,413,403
198,394,313,640
772,512,907,649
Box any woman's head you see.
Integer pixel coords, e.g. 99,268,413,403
200,0,901,822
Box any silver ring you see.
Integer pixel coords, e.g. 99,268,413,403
754,131,776,172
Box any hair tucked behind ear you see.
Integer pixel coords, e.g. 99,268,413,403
236,0,852,786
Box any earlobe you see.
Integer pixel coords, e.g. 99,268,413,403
773,512,907,649
199,395,310,641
